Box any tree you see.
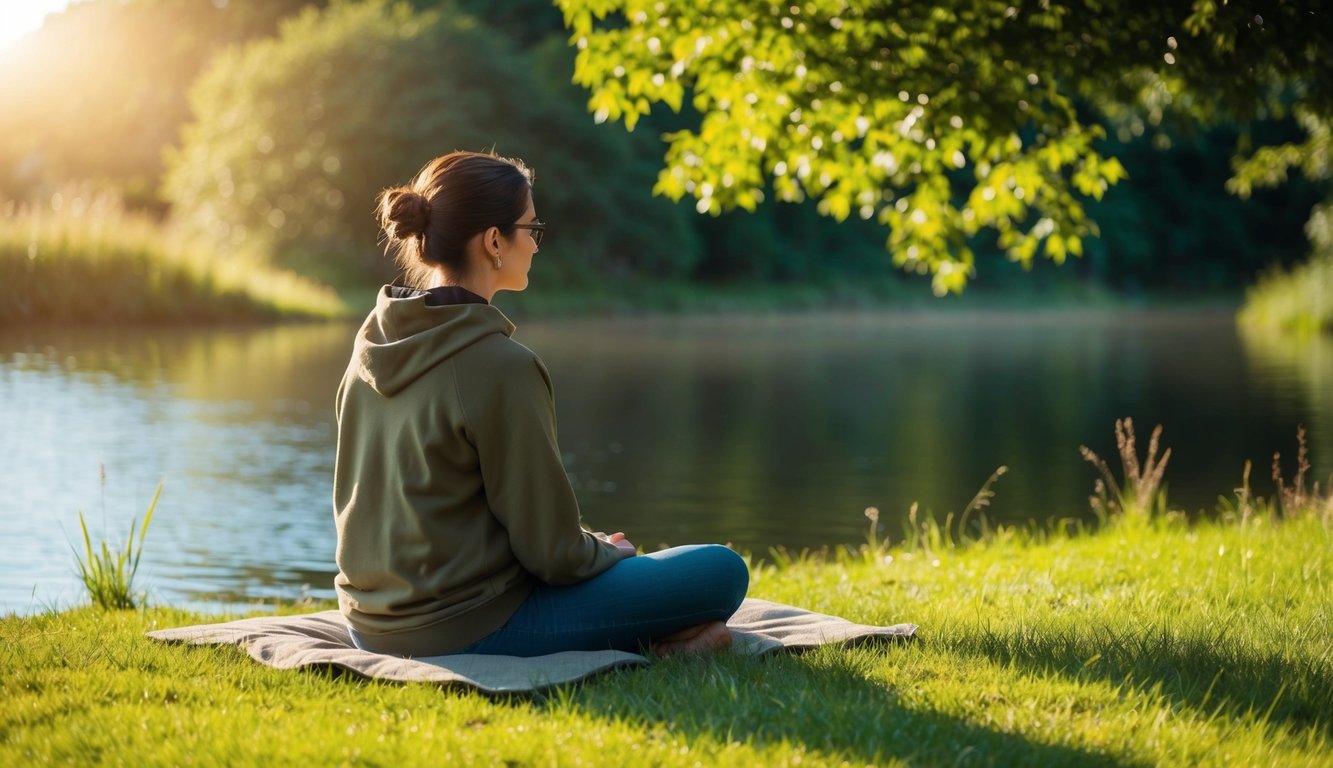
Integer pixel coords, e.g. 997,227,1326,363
556,0,1332,294
0,0,325,208
163,0,698,286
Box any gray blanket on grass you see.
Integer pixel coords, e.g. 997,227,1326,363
147,598,916,694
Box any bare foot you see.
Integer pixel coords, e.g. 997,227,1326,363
650,621,732,658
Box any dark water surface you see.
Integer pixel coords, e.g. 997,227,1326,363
1,310,1329,614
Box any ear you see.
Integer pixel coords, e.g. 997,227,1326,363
484,225,502,255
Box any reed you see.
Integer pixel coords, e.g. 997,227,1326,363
0,189,348,324
72,468,161,610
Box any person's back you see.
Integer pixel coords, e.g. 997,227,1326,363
336,288,622,655
333,151,748,658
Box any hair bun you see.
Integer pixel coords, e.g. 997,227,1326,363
377,187,431,241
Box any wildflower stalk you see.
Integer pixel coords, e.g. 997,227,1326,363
1079,418,1171,520
958,466,1008,545
863,506,881,561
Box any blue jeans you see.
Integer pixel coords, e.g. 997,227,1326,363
457,544,749,656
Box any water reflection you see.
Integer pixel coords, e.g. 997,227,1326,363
538,311,1328,552
0,323,349,615
1237,326,1333,482
0,311,1327,615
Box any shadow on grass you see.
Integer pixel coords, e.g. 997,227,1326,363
947,621,1332,739
552,644,1140,767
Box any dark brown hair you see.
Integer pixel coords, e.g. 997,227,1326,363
376,151,534,287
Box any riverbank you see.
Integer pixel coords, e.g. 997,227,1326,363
382,276,1241,323
7,251,1232,328
5,195,1254,327
1239,254,1333,336
4,511,1328,766
0,198,347,325
1237,203,1333,337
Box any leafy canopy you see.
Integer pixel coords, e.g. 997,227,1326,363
556,0,1331,294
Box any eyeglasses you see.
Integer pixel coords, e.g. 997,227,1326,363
512,221,546,248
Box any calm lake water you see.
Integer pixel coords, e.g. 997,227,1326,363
1,309,1329,615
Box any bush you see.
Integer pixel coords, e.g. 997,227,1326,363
1238,200,1333,335
163,0,698,291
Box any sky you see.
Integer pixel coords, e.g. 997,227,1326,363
0,0,77,52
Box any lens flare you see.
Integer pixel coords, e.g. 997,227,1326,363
0,1,74,53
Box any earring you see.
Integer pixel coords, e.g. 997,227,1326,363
492,257,503,270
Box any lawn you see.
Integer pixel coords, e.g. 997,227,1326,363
3,506,1329,766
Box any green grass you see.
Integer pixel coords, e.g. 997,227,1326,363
1238,254,1333,336
0,193,348,325
74,478,160,611
8,423,1330,765
4,509,1329,766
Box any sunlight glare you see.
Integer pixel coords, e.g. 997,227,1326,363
0,0,77,53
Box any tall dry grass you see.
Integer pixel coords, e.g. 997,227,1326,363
1079,417,1172,519
0,188,347,324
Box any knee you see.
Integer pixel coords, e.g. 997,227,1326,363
648,544,750,613
699,544,749,611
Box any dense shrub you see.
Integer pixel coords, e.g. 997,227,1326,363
163,0,697,289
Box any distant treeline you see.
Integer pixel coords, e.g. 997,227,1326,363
0,0,1325,301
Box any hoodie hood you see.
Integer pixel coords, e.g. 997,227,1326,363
354,285,516,397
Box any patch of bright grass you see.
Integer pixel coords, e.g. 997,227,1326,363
1239,254,1333,336
0,191,348,324
1239,202,1333,337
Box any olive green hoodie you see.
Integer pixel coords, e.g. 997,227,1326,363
333,286,626,656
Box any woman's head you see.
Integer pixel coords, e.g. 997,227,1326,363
376,151,536,288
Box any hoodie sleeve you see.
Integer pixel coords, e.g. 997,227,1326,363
460,347,627,585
